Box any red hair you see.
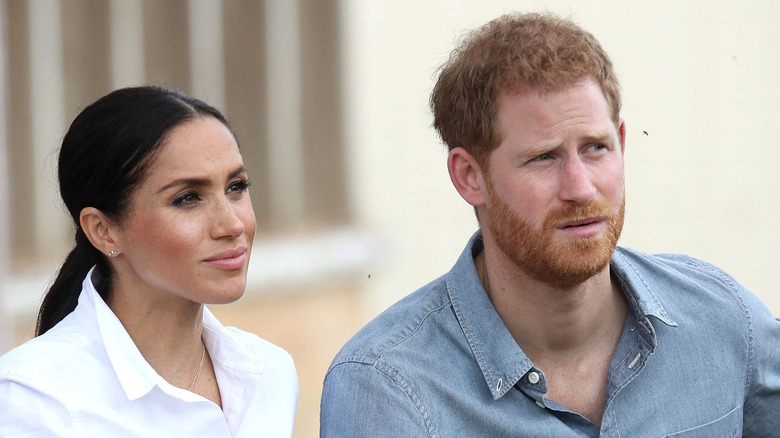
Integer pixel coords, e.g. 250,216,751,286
431,12,621,165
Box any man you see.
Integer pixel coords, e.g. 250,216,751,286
321,12,779,437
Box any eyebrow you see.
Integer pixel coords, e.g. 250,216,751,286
523,131,614,158
157,165,247,193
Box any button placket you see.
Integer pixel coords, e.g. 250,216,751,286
519,369,548,410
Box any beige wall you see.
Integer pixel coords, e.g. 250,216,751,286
1,0,779,435
341,0,780,317
1,0,354,343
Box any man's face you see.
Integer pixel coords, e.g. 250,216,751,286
482,79,625,288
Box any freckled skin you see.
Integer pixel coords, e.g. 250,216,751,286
487,80,625,231
110,116,256,308
482,79,626,287
467,79,630,427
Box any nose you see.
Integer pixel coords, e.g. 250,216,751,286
558,157,596,205
211,198,245,239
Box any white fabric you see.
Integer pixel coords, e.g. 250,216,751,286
0,268,298,437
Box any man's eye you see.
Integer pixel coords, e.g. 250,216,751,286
535,153,552,161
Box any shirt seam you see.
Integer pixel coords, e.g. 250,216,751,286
375,301,452,360
373,360,437,437
328,300,452,372
677,256,754,397
1,375,80,433
326,360,437,437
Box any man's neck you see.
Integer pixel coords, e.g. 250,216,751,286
475,246,628,427
476,248,626,353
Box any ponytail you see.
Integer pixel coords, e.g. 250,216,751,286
35,229,109,336
38,85,231,336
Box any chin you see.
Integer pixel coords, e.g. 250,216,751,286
202,292,245,306
197,277,248,305
219,284,248,304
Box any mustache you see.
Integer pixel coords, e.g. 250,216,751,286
543,200,616,229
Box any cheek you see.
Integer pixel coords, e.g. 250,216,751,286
601,163,625,200
491,178,547,220
131,214,203,258
237,201,257,239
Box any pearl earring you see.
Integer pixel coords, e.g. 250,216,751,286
108,250,119,257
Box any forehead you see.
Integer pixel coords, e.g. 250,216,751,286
495,79,615,143
147,117,241,179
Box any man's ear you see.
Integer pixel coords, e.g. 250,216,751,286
448,147,488,207
79,207,120,257
618,118,626,154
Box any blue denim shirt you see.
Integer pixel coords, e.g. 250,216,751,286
321,232,780,437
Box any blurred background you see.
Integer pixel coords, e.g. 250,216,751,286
1,0,779,435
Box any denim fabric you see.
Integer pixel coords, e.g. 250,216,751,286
321,231,780,437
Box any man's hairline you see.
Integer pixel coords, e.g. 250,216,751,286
475,78,620,169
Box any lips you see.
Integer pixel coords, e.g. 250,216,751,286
559,217,604,229
204,247,247,271
557,217,605,238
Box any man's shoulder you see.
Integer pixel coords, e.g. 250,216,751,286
614,246,741,288
328,273,454,371
613,246,760,318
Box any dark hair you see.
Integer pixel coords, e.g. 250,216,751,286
430,12,621,166
36,85,231,336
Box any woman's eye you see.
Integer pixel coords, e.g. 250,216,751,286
172,191,201,207
227,179,251,195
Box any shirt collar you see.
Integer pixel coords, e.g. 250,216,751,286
611,247,678,328
447,232,534,400
201,309,265,376
79,268,163,401
201,307,265,436
81,267,265,409
447,231,678,401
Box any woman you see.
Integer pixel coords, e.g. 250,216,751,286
0,86,298,436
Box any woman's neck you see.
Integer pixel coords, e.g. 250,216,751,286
107,276,205,390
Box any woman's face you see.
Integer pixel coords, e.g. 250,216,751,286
111,116,256,306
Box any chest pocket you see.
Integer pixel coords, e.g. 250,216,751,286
664,406,741,438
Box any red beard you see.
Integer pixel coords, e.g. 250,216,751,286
486,181,625,289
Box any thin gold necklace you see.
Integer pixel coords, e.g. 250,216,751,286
187,342,205,392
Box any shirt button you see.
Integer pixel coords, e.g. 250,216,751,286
528,371,540,384
536,400,545,409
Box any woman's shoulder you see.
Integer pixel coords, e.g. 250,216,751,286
213,326,297,394
0,319,102,388
202,309,296,377
221,326,295,368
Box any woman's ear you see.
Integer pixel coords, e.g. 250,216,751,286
448,147,488,207
79,207,120,257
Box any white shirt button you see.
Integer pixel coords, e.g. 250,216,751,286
535,400,545,409
528,371,540,384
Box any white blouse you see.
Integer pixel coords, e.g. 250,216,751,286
0,268,298,437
